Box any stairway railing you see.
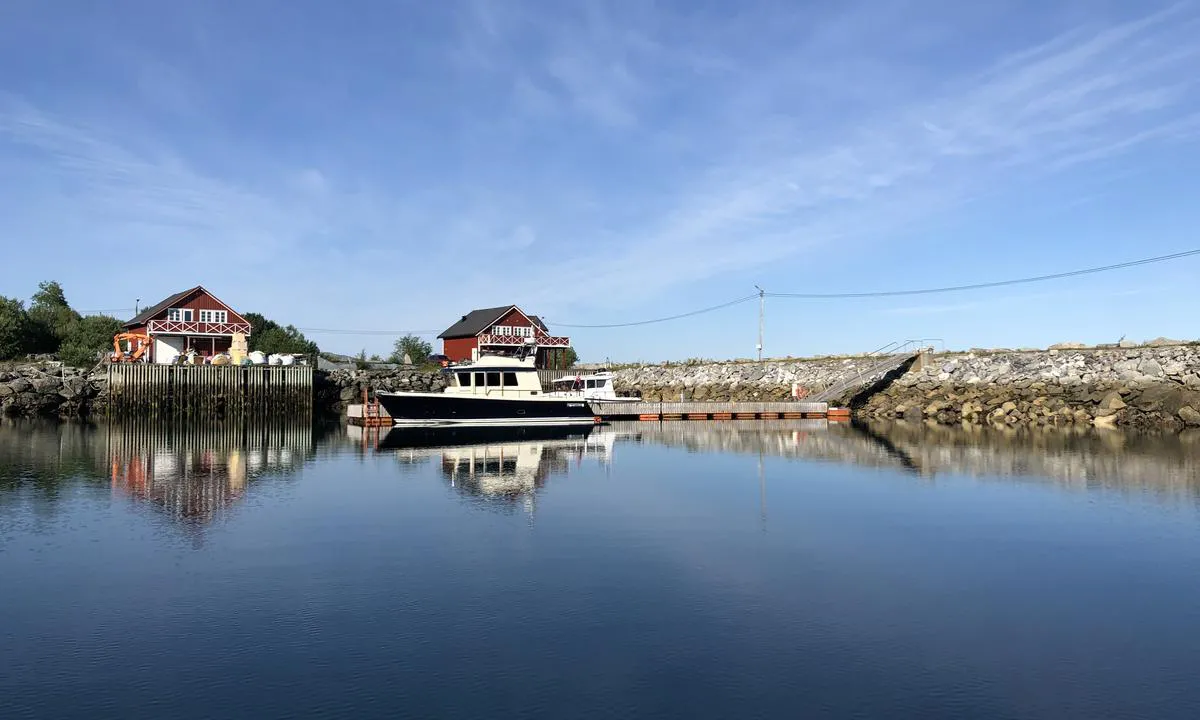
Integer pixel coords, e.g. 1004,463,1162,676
810,339,937,403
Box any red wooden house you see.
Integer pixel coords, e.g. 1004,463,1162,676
122,286,252,364
438,305,571,368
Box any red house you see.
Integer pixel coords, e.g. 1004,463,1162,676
438,305,571,368
122,286,252,364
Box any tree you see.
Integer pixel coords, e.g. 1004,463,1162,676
392,334,432,365
26,281,80,354
562,347,578,368
0,296,30,361
243,312,319,357
59,315,122,367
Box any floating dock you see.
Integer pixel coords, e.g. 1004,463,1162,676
592,401,844,422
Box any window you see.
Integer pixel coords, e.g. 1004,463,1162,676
198,310,228,323
486,372,501,387
586,380,596,389
457,372,471,387
474,372,485,388
166,308,192,322
502,372,518,387
596,379,608,388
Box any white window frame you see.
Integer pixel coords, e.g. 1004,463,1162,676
167,308,193,322
198,310,228,323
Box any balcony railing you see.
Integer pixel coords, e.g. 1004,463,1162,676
478,334,570,347
148,319,252,336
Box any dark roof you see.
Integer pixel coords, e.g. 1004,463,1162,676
528,315,548,331
123,286,203,328
438,306,516,339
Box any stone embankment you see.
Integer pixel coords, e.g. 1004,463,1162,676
612,356,892,402
0,363,106,417
858,345,1200,430
315,367,446,415
1,362,447,418
6,343,1199,429
612,342,1200,430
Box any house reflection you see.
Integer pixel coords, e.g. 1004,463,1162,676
106,422,314,528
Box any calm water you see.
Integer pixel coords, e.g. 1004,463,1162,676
2,419,1199,720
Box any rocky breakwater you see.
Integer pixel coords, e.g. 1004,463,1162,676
613,356,894,402
858,344,1200,430
315,367,447,415
0,363,105,418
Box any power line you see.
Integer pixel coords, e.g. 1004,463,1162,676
767,248,1200,299
296,328,438,336
548,294,760,328
544,247,1198,329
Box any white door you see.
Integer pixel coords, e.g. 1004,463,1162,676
154,336,186,364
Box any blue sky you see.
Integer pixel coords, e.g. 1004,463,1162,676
2,0,1198,362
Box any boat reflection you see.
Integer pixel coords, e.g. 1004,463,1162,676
376,424,619,513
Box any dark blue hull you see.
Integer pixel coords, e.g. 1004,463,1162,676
375,391,595,426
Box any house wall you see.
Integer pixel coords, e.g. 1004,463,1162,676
443,337,478,363
145,290,249,325
492,308,535,330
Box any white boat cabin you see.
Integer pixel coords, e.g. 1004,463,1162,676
443,354,544,397
546,370,625,401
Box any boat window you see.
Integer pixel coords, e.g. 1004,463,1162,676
586,380,596,389
503,372,518,387
596,379,608,388
474,372,485,388
486,371,501,387
457,372,471,386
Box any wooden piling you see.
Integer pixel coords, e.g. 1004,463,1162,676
106,364,313,420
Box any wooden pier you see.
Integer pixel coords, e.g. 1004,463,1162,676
106,364,313,419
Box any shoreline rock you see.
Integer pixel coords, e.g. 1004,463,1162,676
0,362,448,419
4,342,1198,429
611,344,1200,430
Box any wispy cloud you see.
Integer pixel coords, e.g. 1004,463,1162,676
463,1,1200,314
2,1,1199,356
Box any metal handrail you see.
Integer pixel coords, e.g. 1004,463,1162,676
811,339,931,403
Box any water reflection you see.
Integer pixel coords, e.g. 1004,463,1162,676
106,422,314,528
367,419,1200,510
374,425,620,514
604,419,1200,505
0,419,316,534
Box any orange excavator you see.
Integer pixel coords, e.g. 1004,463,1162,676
111,332,152,363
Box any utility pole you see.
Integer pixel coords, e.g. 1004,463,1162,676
754,285,764,361
135,298,140,315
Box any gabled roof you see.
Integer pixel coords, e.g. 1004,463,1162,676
123,286,202,328
528,315,548,332
438,305,516,339
122,285,246,329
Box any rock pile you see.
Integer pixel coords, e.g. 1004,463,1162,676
0,363,105,418
613,356,889,402
858,346,1200,429
315,367,447,414
612,345,1200,429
